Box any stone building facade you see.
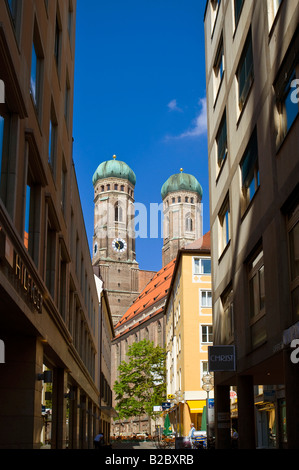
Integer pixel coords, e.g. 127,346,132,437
92,155,155,325
0,0,108,449
204,0,299,449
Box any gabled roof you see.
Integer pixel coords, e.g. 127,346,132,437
114,258,176,331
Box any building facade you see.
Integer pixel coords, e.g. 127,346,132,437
204,0,299,449
165,232,213,437
92,155,155,325
0,0,106,449
161,169,203,266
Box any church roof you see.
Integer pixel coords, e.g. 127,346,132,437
92,155,136,186
161,171,203,200
114,258,176,332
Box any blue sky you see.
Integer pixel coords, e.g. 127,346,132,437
73,0,209,272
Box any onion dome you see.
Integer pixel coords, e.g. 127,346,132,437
92,155,136,186
161,168,202,200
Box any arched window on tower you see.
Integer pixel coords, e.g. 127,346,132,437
185,214,193,232
115,202,123,222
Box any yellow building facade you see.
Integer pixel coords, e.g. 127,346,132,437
165,232,213,436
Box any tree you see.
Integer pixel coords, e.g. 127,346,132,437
113,339,166,421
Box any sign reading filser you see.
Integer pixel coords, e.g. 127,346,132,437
208,345,236,372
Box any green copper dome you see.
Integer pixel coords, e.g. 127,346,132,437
161,171,202,200
92,156,136,186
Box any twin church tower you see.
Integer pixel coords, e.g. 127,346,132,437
92,155,203,325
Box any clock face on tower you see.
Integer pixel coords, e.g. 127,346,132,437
112,238,127,253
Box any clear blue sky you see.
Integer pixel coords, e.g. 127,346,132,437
73,0,209,272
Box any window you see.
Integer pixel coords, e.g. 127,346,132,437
54,16,61,69
274,29,299,143
220,286,234,343
248,248,266,348
211,0,220,33
216,111,227,169
46,221,56,298
240,128,259,213
64,73,70,127
23,164,41,266
218,194,230,254
68,0,73,40
0,115,4,187
114,202,123,222
30,40,43,112
201,291,212,308
234,0,244,27
237,31,254,111
248,250,265,320
194,258,211,275
185,215,193,232
7,0,17,25
287,201,299,322
202,325,213,343
214,36,224,99
61,159,67,215
48,103,57,176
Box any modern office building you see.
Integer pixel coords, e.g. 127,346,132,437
0,0,110,449
204,0,299,449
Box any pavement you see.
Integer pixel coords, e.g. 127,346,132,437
111,439,174,450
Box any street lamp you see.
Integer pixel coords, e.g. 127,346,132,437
174,390,183,437
202,372,214,446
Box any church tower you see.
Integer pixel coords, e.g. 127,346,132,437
92,155,140,325
161,169,203,266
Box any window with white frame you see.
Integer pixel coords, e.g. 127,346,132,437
193,258,211,275
201,290,212,308
201,325,213,343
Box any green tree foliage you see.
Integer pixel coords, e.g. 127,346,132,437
114,339,166,420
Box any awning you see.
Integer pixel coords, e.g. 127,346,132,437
187,400,206,413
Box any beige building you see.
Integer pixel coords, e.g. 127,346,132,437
204,0,299,449
165,232,213,437
0,0,108,449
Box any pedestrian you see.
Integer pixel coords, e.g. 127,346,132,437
94,433,104,449
188,423,195,438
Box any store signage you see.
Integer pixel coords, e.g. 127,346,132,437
162,402,171,410
14,251,43,313
208,345,236,372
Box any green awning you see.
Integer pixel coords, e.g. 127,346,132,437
163,413,172,436
201,406,207,431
